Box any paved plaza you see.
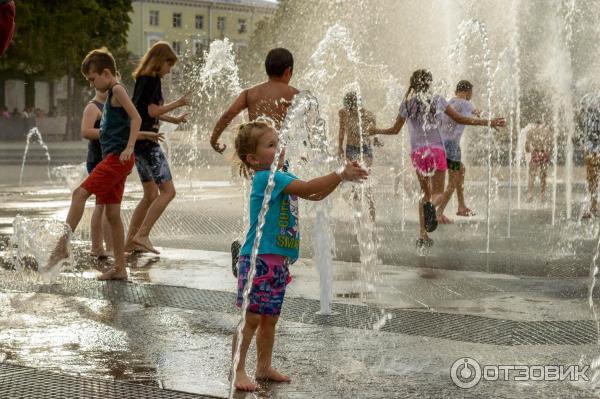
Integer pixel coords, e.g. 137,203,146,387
2,163,600,398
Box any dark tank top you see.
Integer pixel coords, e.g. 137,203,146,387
87,100,104,164
99,84,130,158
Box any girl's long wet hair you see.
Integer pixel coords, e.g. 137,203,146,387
403,69,436,122
133,41,178,79
234,120,272,179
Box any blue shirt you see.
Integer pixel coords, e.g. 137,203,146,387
99,85,130,158
240,170,300,262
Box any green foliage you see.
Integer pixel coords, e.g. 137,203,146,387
0,0,133,81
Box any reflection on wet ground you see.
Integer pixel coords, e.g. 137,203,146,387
1,180,600,397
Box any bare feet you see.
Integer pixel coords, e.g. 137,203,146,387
234,371,259,391
255,367,291,383
97,268,128,281
437,214,453,224
456,208,476,217
47,242,69,270
133,236,160,254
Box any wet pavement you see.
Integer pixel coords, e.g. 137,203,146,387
1,165,600,397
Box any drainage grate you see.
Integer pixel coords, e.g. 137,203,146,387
0,273,596,346
0,362,214,399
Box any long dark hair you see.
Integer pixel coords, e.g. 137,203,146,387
403,69,436,122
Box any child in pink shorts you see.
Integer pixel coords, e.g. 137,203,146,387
370,69,505,247
231,121,367,392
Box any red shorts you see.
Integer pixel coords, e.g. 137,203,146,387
81,154,135,205
410,146,448,176
0,1,15,56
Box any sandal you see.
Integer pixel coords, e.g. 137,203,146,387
423,202,438,232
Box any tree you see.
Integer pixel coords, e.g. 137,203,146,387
0,0,133,139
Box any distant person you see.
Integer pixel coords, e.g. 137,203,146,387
576,92,600,218
436,80,480,221
0,0,15,56
338,90,377,222
524,120,552,202
48,48,141,280
11,107,18,117
371,69,505,248
0,105,10,118
124,41,189,255
210,48,299,276
231,121,367,391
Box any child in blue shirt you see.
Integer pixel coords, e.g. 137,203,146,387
232,120,367,391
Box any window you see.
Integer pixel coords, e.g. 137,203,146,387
195,15,204,29
149,10,159,26
238,19,247,33
217,16,226,31
172,13,181,28
172,41,181,55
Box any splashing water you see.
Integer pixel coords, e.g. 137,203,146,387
19,127,51,186
451,19,495,253
9,215,71,282
51,163,87,192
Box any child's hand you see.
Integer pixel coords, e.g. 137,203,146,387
175,113,189,124
176,93,190,107
210,137,227,154
491,117,506,128
119,146,134,163
147,132,165,143
340,161,369,182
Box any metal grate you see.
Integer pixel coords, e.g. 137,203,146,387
0,273,597,346
0,362,214,399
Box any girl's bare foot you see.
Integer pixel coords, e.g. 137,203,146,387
437,214,453,224
97,268,128,281
255,367,291,383
133,236,160,254
234,371,259,391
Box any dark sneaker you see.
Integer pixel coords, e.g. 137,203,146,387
416,237,434,248
231,240,241,278
423,201,438,232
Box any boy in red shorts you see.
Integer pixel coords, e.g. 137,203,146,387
49,48,141,280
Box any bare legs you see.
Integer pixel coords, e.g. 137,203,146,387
437,163,471,219
48,187,91,268
527,162,549,203
90,205,113,257
416,170,446,240
97,204,127,280
584,155,600,218
231,312,289,391
125,180,175,254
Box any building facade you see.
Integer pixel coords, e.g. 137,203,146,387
128,0,276,59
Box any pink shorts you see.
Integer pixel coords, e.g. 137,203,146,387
410,146,447,175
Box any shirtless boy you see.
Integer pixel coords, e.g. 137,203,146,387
210,48,299,276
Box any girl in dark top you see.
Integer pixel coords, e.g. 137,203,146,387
125,41,189,254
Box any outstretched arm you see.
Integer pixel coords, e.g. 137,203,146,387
210,90,248,153
370,114,405,136
148,93,189,118
284,161,368,201
445,105,505,128
80,104,101,140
